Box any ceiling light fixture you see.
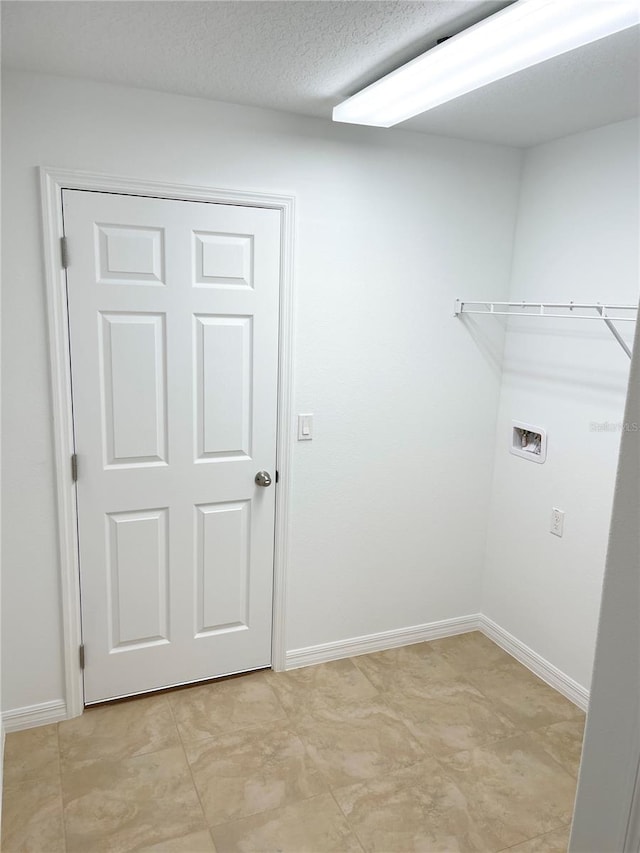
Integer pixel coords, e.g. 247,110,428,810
332,0,640,128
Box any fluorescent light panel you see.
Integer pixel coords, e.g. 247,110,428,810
333,0,640,128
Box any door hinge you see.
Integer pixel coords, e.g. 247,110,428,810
61,236,69,269
79,644,85,670
71,453,78,482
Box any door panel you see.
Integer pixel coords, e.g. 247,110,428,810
194,231,253,287
194,314,252,460
195,500,251,635
63,190,280,703
106,508,169,649
100,312,167,466
96,224,165,285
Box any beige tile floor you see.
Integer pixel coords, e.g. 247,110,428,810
1,632,585,853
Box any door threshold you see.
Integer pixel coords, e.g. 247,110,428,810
84,665,272,708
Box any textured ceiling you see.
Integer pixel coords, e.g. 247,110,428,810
2,0,639,147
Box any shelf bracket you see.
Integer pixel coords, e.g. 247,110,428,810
596,305,632,359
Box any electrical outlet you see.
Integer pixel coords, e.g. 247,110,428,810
550,508,565,537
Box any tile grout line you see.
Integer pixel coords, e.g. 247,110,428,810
349,653,380,690
165,695,212,842
164,687,328,844
429,634,587,724
328,788,368,853
350,638,529,746
282,656,439,825
445,666,584,736
287,719,337,794
206,792,340,842
498,822,573,851
349,652,527,769
279,657,433,796
166,673,341,837
170,714,291,751
55,722,69,853
167,672,291,747
523,737,583,782
260,678,361,819
345,653,439,777
312,653,556,787
347,646,581,847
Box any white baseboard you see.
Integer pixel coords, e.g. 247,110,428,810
285,613,588,712
478,615,589,711
285,613,481,670
0,616,587,732
2,700,68,733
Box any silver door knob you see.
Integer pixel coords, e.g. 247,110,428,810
255,471,272,487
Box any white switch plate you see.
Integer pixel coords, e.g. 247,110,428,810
297,414,313,441
550,508,564,537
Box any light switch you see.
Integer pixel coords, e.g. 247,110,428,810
297,414,313,441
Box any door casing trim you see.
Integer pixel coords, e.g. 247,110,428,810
40,167,296,717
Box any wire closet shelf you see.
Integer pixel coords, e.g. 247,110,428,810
454,300,638,359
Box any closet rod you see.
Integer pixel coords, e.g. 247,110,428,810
454,300,638,359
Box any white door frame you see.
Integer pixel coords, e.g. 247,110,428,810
40,167,295,719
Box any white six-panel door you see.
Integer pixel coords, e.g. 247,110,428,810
63,190,281,703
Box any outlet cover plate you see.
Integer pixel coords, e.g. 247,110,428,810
551,507,565,537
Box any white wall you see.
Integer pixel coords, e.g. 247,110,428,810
482,119,640,690
569,315,640,852
0,73,4,815
1,71,522,715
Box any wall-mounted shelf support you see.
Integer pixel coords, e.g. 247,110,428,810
454,300,637,359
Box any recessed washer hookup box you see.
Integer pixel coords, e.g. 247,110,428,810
510,421,547,464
